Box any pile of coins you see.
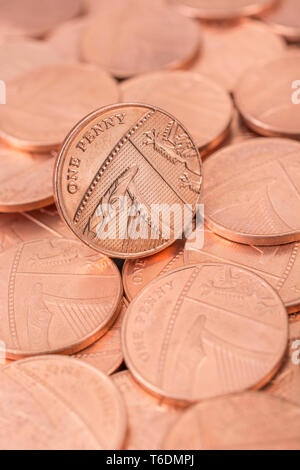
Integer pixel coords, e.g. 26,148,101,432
0,0,300,450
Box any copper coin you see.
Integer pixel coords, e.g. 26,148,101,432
163,392,300,450
203,138,300,246
235,56,300,140
54,103,202,259
185,227,300,313
0,356,126,450
0,237,122,359
0,0,83,38
112,371,182,450
190,20,285,92
265,317,300,406
72,298,127,375
121,72,233,155
0,63,119,152
168,0,277,20
26,205,78,239
226,107,256,146
0,144,54,212
0,38,65,82
122,263,288,403
123,240,185,301
260,0,300,42
80,0,201,79
47,16,92,62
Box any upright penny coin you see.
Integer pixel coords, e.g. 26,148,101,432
0,356,126,450
190,20,285,92
0,144,55,212
163,392,300,450
0,0,83,38
123,240,185,301
72,298,127,375
112,371,182,450
0,39,65,82
0,64,119,152
265,317,300,406
203,138,300,245
185,227,300,314
235,56,300,140
168,0,277,20
80,0,201,79
121,72,233,155
0,238,122,359
54,103,202,259
122,263,288,403
260,0,300,42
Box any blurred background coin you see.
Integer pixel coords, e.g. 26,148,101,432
121,71,233,155
47,17,92,62
163,392,300,450
122,263,288,403
202,138,300,245
0,356,126,450
80,0,201,79
259,0,300,42
0,63,119,152
235,56,300,140
190,20,285,92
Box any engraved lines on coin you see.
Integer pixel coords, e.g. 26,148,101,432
73,109,200,255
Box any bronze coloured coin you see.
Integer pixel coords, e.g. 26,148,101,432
47,17,92,62
0,356,126,450
54,103,202,259
185,227,300,313
190,20,285,92
163,392,300,450
203,138,300,245
0,38,65,82
0,237,122,359
0,144,55,212
168,0,277,20
80,0,201,79
235,56,300,140
122,263,288,403
0,0,83,38
123,240,185,301
260,0,300,42
0,64,119,152
265,317,300,406
121,72,233,155
226,107,256,146
112,371,182,450
72,298,127,375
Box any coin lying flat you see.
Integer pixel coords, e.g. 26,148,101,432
0,144,54,212
168,0,277,20
226,108,256,146
190,20,285,92
80,0,201,79
54,103,202,259
0,356,126,450
112,371,182,450
265,318,300,406
47,16,92,62
72,298,127,375
185,227,300,314
235,56,300,140
0,238,122,359
0,39,65,82
121,72,233,155
122,263,288,403
260,0,300,42
123,240,185,301
0,64,119,152
163,392,300,450
203,138,300,246
0,0,83,38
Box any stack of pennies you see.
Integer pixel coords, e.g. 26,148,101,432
0,0,300,451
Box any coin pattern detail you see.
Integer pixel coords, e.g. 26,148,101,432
54,103,202,259
122,263,288,403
